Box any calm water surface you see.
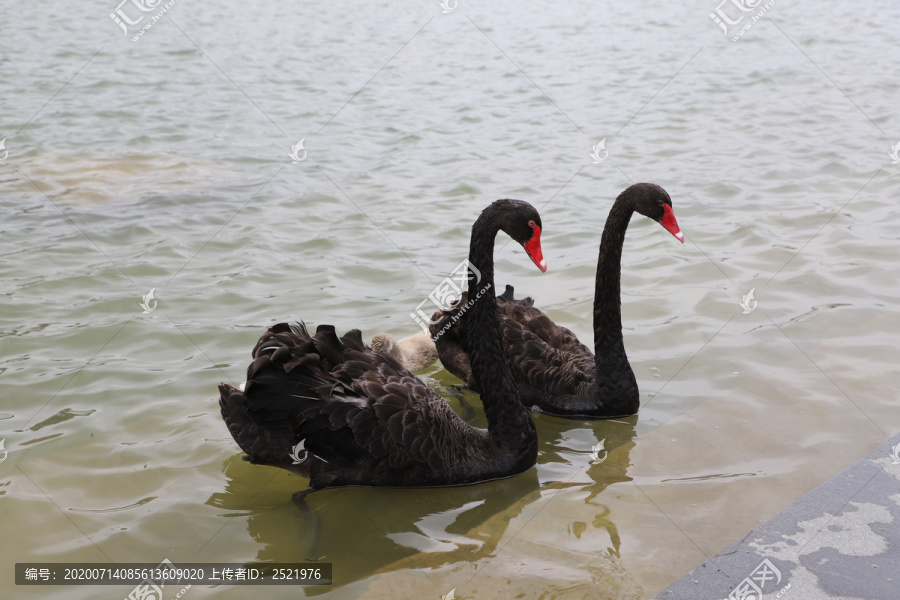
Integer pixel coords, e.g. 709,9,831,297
2,1,900,598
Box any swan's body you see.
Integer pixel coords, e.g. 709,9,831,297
219,199,546,497
432,183,683,419
370,330,438,372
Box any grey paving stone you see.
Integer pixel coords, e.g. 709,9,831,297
654,433,900,600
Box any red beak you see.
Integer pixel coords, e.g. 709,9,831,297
523,225,547,272
660,204,684,243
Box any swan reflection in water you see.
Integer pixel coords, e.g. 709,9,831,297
208,414,640,597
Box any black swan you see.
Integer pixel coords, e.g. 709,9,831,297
218,199,547,498
431,183,683,418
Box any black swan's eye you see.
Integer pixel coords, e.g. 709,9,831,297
528,219,537,228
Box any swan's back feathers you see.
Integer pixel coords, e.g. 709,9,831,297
432,286,629,416
432,284,591,389
498,283,534,307
339,328,366,351
219,322,497,491
496,294,591,358
220,382,303,473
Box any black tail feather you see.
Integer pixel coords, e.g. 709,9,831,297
498,284,516,300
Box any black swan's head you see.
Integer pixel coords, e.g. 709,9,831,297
487,199,547,272
623,183,684,243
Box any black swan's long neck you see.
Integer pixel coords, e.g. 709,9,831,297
592,195,637,397
466,212,536,449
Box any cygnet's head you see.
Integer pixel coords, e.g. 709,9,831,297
370,333,397,355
